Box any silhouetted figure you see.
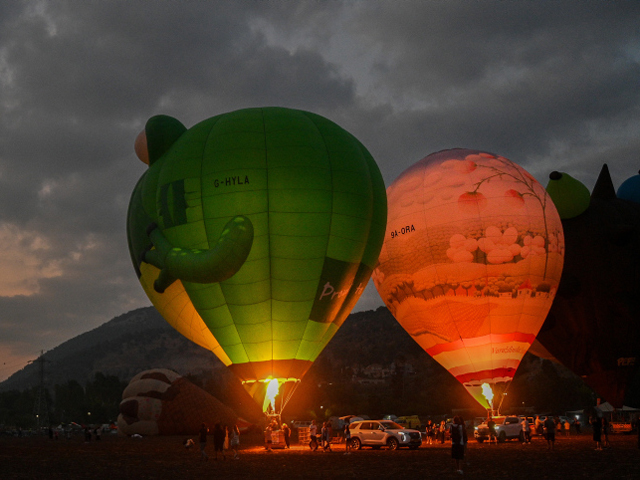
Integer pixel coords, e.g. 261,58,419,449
344,423,351,455
449,416,468,474
229,424,240,459
213,423,226,460
282,423,291,449
487,417,496,444
544,417,556,450
199,423,209,460
264,422,273,452
602,417,610,448
591,415,602,451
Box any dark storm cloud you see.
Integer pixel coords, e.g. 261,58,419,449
346,1,640,184
1,1,639,379
0,1,361,375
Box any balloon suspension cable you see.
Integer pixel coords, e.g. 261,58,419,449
278,380,301,414
496,381,512,416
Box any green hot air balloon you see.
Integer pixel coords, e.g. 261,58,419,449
127,107,387,412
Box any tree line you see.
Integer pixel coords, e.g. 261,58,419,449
0,372,127,429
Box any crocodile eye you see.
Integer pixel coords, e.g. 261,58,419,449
134,129,149,165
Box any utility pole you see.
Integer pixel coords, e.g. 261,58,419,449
29,351,49,430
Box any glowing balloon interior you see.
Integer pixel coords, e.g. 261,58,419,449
127,107,387,411
373,149,564,409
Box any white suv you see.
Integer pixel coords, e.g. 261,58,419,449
348,420,422,450
474,416,524,443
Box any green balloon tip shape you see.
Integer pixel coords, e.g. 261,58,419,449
127,107,387,402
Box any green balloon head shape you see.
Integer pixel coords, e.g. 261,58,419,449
127,107,387,412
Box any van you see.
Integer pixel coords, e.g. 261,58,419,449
397,415,421,429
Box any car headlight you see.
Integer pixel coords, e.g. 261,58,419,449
399,432,407,441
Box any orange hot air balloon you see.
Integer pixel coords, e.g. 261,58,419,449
373,149,564,410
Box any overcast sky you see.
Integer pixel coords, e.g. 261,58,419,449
1,1,638,381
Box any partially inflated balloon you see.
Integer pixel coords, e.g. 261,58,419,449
536,165,640,407
127,107,386,410
373,149,564,409
117,369,245,435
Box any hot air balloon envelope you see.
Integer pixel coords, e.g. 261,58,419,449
373,149,564,409
127,107,387,411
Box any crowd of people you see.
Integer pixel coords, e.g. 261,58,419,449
196,423,240,460
190,409,640,470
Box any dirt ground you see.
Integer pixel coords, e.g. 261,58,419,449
1,431,639,479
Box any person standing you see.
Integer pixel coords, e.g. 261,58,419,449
439,420,446,444
591,415,602,451
602,416,611,448
264,422,273,452
213,423,226,460
199,423,209,461
487,416,496,444
574,418,581,435
282,423,291,449
229,425,240,459
564,419,571,436
344,423,351,455
544,416,556,450
425,420,433,445
309,420,318,451
535,416,543,437
521,417,531,444
322,422,332,452
449,416,468,475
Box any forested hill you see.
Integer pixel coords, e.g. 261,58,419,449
0,305,600,414
0,306,414,392
0,307,223,392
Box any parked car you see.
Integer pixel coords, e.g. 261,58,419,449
348,420,422,450
474,416,524,443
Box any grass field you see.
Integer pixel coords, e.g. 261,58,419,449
1,430,638,479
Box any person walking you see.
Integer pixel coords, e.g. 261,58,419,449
449,416,468,475
199,423,209,461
